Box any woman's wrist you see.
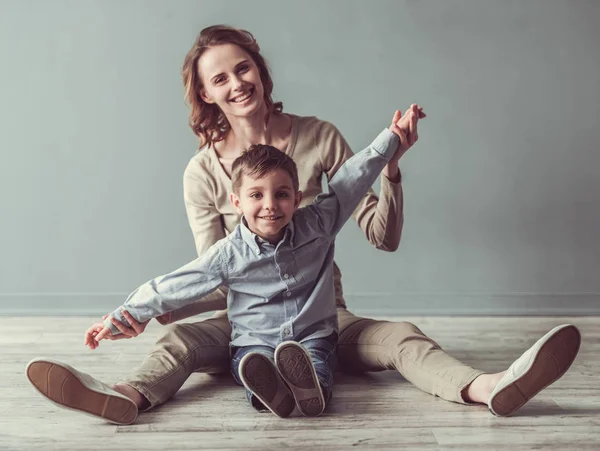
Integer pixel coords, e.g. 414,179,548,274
383,161,401,183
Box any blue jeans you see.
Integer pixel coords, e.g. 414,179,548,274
231,333,338,412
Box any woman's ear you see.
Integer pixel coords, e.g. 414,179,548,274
200,87,215,104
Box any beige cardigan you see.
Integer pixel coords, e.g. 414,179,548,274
169,115,404,322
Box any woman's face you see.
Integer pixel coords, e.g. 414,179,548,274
198,43,265,119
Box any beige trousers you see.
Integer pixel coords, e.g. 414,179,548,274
121,308,483,408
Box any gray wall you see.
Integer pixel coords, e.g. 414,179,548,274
1,0,599,316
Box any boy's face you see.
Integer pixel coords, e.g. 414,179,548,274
230,169,302,244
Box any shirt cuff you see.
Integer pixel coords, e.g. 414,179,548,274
371,128,399,161
103,316,121,336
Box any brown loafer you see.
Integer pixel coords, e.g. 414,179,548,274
26,358,138,425
489,324,581,416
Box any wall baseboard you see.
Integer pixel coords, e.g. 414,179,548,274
0,292,598,316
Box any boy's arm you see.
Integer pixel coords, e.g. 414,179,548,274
308,128,399,237
319,122,404,252
101,243,228,336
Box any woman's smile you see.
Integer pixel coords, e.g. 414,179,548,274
229,87,255,105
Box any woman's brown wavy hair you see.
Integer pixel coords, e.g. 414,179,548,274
182,25,283,149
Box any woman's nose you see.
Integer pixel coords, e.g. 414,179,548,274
231,74,244,91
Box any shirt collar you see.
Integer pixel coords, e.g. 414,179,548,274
239,216,295,254
240,217,262,255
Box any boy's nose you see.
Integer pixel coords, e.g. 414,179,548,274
263,196,277,210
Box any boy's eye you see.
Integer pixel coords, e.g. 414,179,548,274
250,192,262,199
277,192,289,198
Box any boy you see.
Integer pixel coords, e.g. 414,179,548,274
84,110,407,418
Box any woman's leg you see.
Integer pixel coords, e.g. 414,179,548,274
336,308,485,404
115,314,232,410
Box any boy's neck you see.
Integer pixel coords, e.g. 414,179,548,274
243,218,288,246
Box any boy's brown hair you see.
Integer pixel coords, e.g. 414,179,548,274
231,144,299,195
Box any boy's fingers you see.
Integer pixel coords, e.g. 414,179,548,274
391,124,408,148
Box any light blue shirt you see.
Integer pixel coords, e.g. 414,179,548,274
104,128,399,348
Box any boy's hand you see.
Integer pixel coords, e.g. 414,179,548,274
84,319,113,350
84,321,106,350
83,309,149,350
385,104,426,179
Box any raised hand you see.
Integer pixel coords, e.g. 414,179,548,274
388,104,426,160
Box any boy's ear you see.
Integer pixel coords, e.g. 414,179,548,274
229,192,243,214
294,190,303,209
200,87,215,104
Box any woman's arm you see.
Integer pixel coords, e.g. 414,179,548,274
318,121,404,252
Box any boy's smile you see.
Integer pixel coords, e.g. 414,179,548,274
230,168,302,244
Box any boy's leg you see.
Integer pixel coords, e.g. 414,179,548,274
275,335,337,417
337,308,581,415
26,315,232,424
231,345,295,418
299,333,338,405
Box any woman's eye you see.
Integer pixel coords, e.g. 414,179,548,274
238,65,249,74
214,76,225,84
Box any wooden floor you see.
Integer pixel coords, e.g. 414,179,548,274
1,316,598,450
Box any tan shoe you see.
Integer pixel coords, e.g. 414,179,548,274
489,324,581,416
275,341,325,417
239,352,295,418
26,358,138,425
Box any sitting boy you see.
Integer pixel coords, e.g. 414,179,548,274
82,110,406,418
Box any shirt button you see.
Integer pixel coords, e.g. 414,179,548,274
283,328,291,335
286,291,291,297
284,273,289,279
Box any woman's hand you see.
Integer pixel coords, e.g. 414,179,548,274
156,311,172,325
104,309,150,340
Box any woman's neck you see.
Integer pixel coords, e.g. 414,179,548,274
218,108,289,158
227,106,270,150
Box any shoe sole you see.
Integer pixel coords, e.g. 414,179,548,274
26,359,138,425
489,324,581,417
239,353,295,418
275,342,325,417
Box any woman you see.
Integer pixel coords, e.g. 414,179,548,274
27,25,580,425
